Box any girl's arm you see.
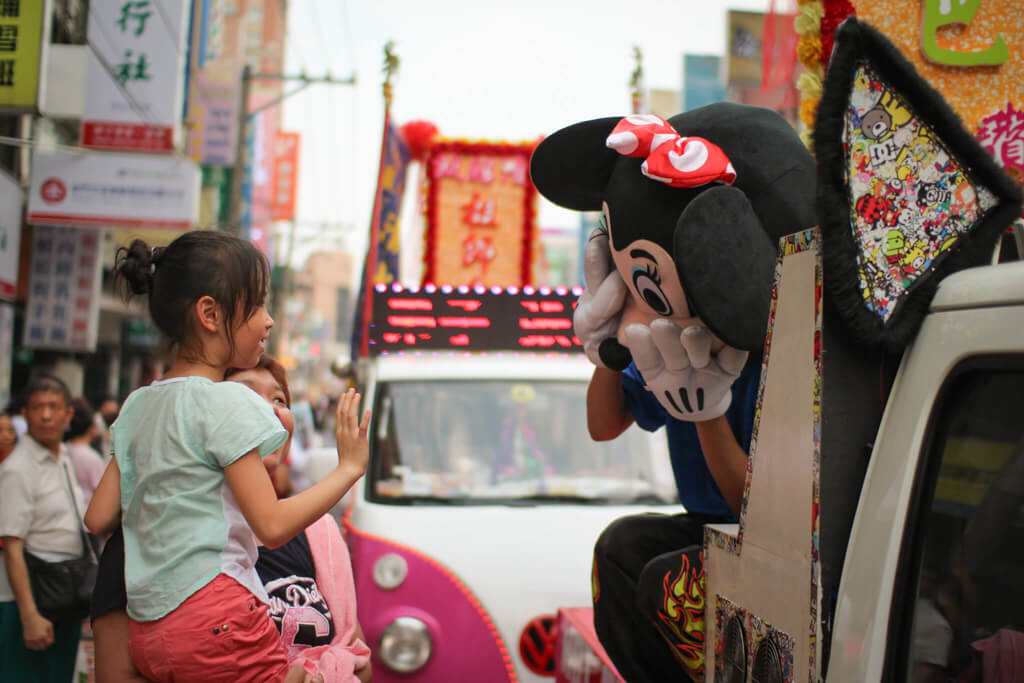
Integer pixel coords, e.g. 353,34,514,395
85,458,122,535
226,389,370,548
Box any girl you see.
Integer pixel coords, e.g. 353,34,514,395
84,231,370,682
91,355,371,683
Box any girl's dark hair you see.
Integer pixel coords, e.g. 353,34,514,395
114,231,270,359
225,354,290,407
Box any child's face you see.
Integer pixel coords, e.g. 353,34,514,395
228,367,293,473
229,303,274,369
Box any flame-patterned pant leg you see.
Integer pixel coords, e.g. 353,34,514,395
592,512,726,683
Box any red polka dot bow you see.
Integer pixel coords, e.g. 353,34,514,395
605,114,737,188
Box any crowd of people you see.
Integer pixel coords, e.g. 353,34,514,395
0,231,373,683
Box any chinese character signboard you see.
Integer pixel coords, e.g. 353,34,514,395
852,1,1023,182
82,0,190,152
0,0,46,111
0,168,21,300
23,226,104,352
271,131,300,222
26,150,200,229
423,140,537,287
185,67,237,165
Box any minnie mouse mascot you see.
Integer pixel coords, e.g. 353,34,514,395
530,102,817,681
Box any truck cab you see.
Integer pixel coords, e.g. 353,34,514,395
828,257,1024,682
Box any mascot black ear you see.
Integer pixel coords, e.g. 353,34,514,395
529,117,622,211
674,186,776,352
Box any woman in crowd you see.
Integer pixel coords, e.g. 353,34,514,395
0,413,16,465
91,355,371,683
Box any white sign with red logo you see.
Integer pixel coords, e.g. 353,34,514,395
0,170,22,301
82,0,190,152
27,150,200,230
22,226,104,352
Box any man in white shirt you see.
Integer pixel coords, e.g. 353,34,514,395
0,375,87,683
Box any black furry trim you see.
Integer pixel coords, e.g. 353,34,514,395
814,17,1023,352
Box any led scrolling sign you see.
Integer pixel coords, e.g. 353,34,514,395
368,283,583,354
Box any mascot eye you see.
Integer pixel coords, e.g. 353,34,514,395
631,265,673,316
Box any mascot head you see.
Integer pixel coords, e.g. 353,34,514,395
531,102,818,364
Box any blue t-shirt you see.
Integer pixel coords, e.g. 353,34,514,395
622,355,761,519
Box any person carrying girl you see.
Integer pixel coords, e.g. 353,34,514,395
84,231,371,682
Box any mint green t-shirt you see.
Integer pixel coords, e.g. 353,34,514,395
112,377,288,621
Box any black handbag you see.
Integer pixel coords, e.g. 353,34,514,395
22,461,100,623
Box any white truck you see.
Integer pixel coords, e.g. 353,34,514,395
694,229,1023,683
336,284,680,683
549,228,1024,683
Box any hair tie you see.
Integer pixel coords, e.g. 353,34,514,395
150,246,165,275
605,114,737,188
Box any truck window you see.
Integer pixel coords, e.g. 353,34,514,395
896,363,1024,683
367,379,677,505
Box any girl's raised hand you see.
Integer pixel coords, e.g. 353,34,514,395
335,388,371,477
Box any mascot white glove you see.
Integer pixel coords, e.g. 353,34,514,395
573,228,629,369
624,320,748,422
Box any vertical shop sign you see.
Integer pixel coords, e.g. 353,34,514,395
0,169,21,300
185,69,237,165
0,0,46,111
23,226,104,352
81,0,189,152
270,131,300,221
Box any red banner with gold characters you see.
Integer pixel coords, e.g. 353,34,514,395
422,140,537,287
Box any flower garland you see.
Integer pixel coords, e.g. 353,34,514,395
794,0,856,150
421,139,538,287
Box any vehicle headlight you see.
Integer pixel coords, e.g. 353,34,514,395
373,553,408,590
379,617,432,673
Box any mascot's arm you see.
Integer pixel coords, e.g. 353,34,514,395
585,367,635,441
695,417,747,518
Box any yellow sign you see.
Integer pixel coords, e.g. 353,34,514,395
856,0,1023,135
0,0,44,111
726,10,765,87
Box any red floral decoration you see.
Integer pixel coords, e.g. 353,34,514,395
821,0,856,63
422,140,538,287
399,120,440,162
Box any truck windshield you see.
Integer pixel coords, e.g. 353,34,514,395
368,379,677,505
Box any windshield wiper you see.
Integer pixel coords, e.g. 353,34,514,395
382,495,462,506
503,494,605,506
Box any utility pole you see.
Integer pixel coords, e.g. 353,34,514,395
227,67,356,236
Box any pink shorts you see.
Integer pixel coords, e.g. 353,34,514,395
129,573,291,682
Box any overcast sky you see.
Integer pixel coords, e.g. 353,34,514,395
280,0,772,273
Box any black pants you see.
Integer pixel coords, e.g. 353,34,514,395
592,512,730,683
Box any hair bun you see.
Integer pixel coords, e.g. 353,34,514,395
115,239,155,296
